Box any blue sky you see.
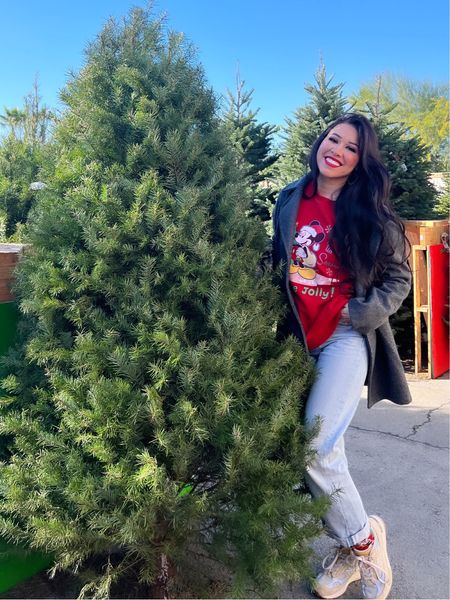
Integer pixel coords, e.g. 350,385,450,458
0,0,448,128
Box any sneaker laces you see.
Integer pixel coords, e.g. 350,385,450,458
356,554,387,586
322,547,354,577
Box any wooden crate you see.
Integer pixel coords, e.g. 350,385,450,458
404,220,449,330
412,245,431,376
404,221,449,377
0,244,26,302
404,219,449,249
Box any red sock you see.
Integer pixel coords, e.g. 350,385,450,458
353,532,375,551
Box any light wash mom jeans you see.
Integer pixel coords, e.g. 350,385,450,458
305,323,371,547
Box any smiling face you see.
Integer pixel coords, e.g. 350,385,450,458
316,123,360,184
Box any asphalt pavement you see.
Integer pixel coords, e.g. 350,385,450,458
282,375,450,600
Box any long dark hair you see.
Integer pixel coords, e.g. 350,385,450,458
305,113,409,288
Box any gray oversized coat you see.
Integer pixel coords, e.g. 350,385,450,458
272,176,412,408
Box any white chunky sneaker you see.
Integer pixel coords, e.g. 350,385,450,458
313,546,360,598
354,515,393,599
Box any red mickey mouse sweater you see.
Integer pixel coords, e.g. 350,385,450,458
289,185,354,349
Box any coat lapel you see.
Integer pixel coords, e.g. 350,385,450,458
278,180,304,261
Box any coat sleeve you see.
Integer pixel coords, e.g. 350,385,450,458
348,222,412,335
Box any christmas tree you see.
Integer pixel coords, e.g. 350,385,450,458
433,172,449,218
0,81,54,239
222,73,279,222
363,101,437,219
0,9,324,598
275,62,348,186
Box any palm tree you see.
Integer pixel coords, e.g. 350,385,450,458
0,107,26,138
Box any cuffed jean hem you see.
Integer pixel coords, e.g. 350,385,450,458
324,504,371,547
343,520,371,548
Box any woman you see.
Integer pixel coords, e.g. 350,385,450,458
272,113,411,600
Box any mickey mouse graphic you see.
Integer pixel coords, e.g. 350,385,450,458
290,220,325,281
